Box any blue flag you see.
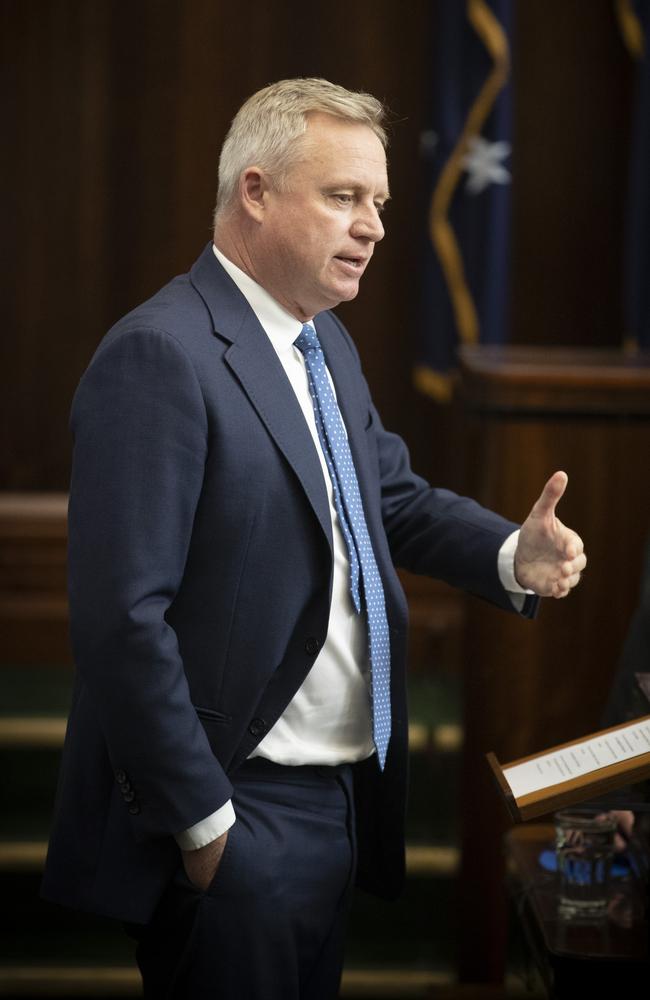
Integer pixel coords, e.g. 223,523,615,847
415,0,513,402
620,0,650,349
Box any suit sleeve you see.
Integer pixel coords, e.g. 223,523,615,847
67,326,232,842
372,400,536,615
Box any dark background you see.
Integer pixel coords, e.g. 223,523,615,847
0,0,636,492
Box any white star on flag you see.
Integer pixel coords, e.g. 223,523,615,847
461,136,512,195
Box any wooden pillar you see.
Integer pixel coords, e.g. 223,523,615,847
456,346,650,982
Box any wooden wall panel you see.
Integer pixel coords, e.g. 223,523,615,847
456,347,650,982
511,0,635,347
1,1,636,492
0,0,431,490
0,494,70,664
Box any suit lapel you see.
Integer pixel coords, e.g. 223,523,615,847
224,337,333,549
190,245,333,551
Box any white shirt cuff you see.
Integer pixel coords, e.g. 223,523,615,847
498,529,534,612
174,799,236,851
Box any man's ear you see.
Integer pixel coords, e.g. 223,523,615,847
239,167,270,223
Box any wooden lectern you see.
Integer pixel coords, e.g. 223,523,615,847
456,346,650,983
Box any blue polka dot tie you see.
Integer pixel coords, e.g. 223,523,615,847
294,323,391,769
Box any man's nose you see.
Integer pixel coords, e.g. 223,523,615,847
351,205,385,243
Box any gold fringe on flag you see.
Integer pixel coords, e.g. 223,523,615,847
615,0,646,351
419,0,510,402
616,0,645,60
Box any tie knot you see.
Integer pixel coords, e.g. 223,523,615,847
294,323,320,356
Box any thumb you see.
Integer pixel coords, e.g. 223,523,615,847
532,470,568,519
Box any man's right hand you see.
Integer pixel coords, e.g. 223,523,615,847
181,829,229,891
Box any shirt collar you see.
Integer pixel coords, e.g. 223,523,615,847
213,244,303,355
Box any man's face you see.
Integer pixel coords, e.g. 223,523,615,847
253,113,389,321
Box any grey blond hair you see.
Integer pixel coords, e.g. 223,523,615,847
214,78,388,222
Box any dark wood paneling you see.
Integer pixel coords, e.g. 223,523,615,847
457,346,650,982
0,493,70,663
511,0,635,347
1,0,431,490
3,2,636,491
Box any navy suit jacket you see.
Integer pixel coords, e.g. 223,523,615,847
42,244,535,923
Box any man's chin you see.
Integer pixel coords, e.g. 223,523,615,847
301,281,360,318
328,280,361,307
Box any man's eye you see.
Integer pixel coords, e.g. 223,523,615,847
334,194,353,204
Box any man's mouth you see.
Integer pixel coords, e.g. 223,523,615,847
334,255,366,271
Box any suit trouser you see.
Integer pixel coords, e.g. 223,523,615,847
132,758,358,1000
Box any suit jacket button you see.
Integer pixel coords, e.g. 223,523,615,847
248,718,267,737
128,802,141,815
115,769,127,785
305,637,320,655
123,790,135,803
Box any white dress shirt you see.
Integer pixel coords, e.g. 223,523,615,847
175,244,529,851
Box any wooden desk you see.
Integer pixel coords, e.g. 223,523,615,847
456,347,650,981
505,825,649,996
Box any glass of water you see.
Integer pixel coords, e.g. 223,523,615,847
554,808,617,919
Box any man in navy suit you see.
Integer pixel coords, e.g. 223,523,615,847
42,79,586,998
